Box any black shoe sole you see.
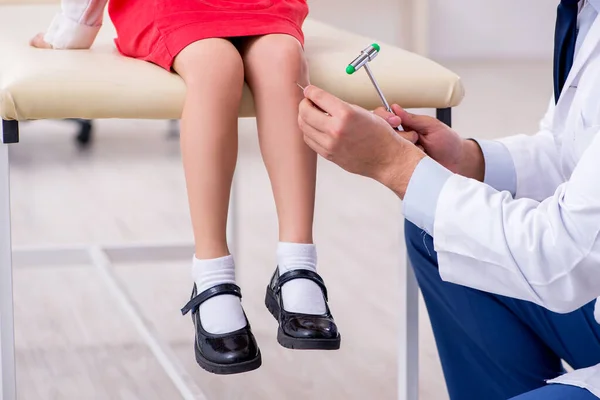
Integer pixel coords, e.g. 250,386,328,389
194,344,262,375
265,288,341,350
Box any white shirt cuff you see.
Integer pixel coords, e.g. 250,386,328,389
472,139,517,196
44,13,101,49
402,157,453,236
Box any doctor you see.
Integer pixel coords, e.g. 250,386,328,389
298,0,600,399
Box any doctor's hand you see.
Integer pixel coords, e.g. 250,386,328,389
298,85,425,195
374,105,484,181
29,33,52,49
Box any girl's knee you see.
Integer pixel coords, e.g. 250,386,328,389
267,34,303,59
174,39,244,86
244,34,307,80
270,36,306,74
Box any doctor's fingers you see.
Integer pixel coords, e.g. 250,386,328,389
304,85,351,117
299,118,335,154
299,98,334,131
303,134,333,161
371,107,417,143
397,130,418,144
373,107,402,128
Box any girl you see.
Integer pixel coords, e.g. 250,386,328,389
31,0,340,375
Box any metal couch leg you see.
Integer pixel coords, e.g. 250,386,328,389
398,255,419,400
0,120,18,400
436,107,452,126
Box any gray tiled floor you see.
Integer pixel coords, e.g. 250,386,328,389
8,59,551,399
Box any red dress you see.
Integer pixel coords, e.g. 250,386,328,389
107,0,309,71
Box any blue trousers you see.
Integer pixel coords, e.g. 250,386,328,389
405,221,600,400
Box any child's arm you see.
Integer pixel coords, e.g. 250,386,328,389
35,0,109,49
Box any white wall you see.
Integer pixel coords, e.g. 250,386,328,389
307,0,412,49
308,1,556,61
427,0,556,60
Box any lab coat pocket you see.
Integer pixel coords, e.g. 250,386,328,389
573,112,600,160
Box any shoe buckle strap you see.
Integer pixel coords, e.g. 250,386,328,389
274,269,328,301
180,283,242,315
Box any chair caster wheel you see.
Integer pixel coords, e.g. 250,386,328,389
74,120,93,147
168,119,180,139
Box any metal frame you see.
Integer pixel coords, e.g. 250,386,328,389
437,107,452,127
1,109,452,400
398,253,419,400
1,120,17,400
0,119,238,399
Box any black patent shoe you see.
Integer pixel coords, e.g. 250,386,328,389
265,268,341,350
181,283,261,374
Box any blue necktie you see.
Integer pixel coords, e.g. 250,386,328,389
554,0,579,102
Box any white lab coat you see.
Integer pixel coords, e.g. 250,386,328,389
431,9,600,396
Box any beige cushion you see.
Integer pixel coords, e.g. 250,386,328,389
0,4,464,121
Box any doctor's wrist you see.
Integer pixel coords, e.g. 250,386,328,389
378,144,425,200
457,139,485,182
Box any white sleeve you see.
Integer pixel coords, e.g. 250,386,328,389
496,96,566,201
432,123,600,314
43,0,109,49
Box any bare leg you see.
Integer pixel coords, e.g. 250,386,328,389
242,35,328,316
241,34,315,244
173,39,243,259
174,39,247,336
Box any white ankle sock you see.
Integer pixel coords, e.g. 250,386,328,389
191,255,247,335
277,242,327,315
